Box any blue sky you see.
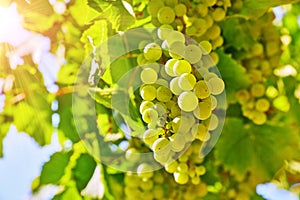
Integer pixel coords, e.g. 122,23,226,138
0,126,60,200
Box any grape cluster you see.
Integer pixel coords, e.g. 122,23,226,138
235,12,282,125
147,0,230,66
137,28,225,184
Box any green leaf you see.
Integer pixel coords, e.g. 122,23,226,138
237,0,300,19
72,153,97,192
57,93,80,143
216,50,249,104
221,18,256,51
53,186,82,200
215,118,299,181
40,151,73,185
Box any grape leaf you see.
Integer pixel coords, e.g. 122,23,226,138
52,186,82,200
215,118,299,181
40,151,73,185
237,0,300,19
72,153,97,192
216,50,249,104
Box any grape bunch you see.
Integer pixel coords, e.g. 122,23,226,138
235,12,283,125
147,0,230,66
136,27,225,184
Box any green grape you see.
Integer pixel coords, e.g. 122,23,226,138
173,59,192,75
125,148,140,162
140,67,158,84
169,41,185,59
152,137,171,152
153,185,164,199
196,4,208,17
143,63,160,73
195,165,206,176
166,31,186,45
204,14,214,28
193,19,207,36
170,133,186,152
170,77,184,95
142,108,159,123
143,128,162,146
204,95,217,110
212,35,224,49
139,101,155,114
156,86,173,102
255,98,270,112
157,25,174,40
164,0,178,6
137,54,148,65
203,72,218,80
251,43,264,56
210,51,219,64
184,130,196,142
251,83,265,98
170,103,181,117
192,123,209,141
165,58,178,77
157,7,176,24
137,163,154,179
236,89,250,104
140,180,154,191
154,150,172,164
140,85,157,101
193,101,212,120
172,116,189,133
186,26,197,36
155,78,169,88
178,73,196,91
205,0,217,6
191,176,201,185
178,91,199,112
199,40,212,55
177,162,189,173
147,0,164,16
159,65,172,81
208,113,218,130
194,80,210,99
139,40,151,51
174,3,187,17
174,172,189,184
212,7,226,21
144,43,162,61
206,24,221,40
153,103,167,116
208,77,225,95
251,110,267,125
165,160,178,173
184,44,202,64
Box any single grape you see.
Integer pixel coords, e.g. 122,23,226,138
165,160,179,173
193,19,207,36
251,83,265,98
159,65,172,81
170,77,184,95
153,103,167,116
155,78,169,88
157,7,176,24
173,59,192,75
212,35,224,49
156,86,173,102
125,148,140,162
177,162,189,173
206,24,221,40
172,116,194,133
170,103,181,118
169,41,185,59
174,172,189,184
143,63,160,73
203,95,217,110
208,77,225,95
178,91,199,112
142,108,159,123
208,113,218,130
255,98,270,112
152,137,171,152
193,101,212,120
143,128,162,146
170,133,186,152
204,14,214,28
203,72,218,80
194,80,210,99
212,7,226,21
144,43,162,61
137,163,154,179
165,58,178,77
191,176,201,185
178,73,197,91
196,4,208,17
236,89,250,104
147,0,164,16
140,67,158,85
140,85,157,101
139,101,155,114
157,25,174,40
166,30,186,45
251,110,267,125
205,0,217,6
184,44,202,64
174,3,187,17
199,40,212,55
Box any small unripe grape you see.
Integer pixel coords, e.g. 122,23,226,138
147,0,164,16
174,4,187,17
155,78,169,88
251,110,267,125
169,41,185,59
199,40,212,55
165,160,178,173
140,67,158,84
140,85,157,101
170,77,184,95
144,43,162,61
206,24,221,40
251,83,265,98
192,176,201,185
156,86,173,102
205,0,217,6
152,137,171,152
157,25,174,40
142,108,159,123
178,73,197,91
236,89,250,104
204,14,214,28
196,4,208,17
208,77,225,95
139,101,155,114
194,80,210,99
193,101,212,120
157,7,176,24
178,91,199,112
174,172,189,184
165,58,178,77
208,114,218,130
212,35,224,49
255,98,270,112
212,7,226,21
125,148,140,162
170,103,181,118
143,128,162,145
166,31,186,45
177,162,189,173
184,44,202,64
137,163,154,179
173,59,192,75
